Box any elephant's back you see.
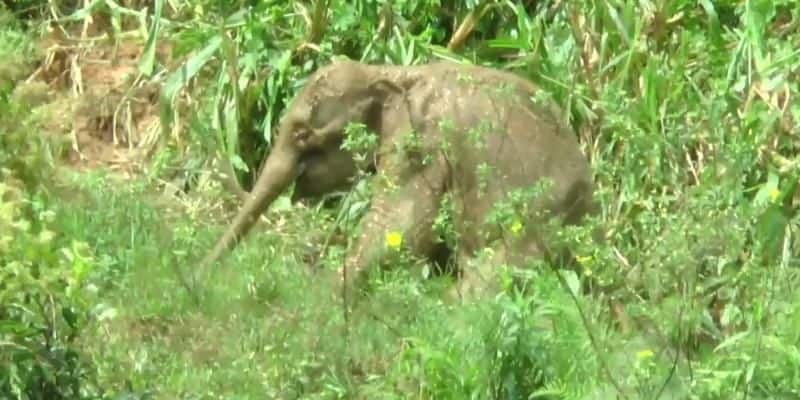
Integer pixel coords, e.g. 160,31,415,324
420,64,587,179
417,63,594,248
404,61,591,193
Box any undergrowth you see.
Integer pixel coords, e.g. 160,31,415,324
1,1,799,399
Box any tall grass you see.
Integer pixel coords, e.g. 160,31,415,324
1,1,799,399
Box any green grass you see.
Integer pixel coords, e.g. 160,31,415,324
2,1,800,399
38,171,719,399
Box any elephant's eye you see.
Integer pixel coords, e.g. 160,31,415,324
294,127,312,143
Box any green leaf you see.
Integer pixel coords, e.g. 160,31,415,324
698,0,723,47
753,172,780,207
560,270,581,297
52,0,106,22
159,35,223,133
753,172,792,265
269,194,293,213
137,0,164,76
486,37,526,50
229,154,248,173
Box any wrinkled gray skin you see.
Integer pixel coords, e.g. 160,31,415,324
197,59,595,303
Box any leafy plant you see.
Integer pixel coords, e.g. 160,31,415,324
0,66,104,400
1,0,800,398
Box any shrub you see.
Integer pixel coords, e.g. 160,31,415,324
0,53,104,400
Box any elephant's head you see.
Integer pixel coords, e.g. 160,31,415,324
290,144,362,203
197,60,398,270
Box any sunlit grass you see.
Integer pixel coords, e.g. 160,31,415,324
2,1,799,399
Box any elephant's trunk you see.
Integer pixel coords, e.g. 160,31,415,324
197,150,300,271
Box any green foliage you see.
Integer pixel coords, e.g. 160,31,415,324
2,0,800,399
342,121,379,172
0,24,44,192
0,182,102,400
0,49,104,399
484,180,555,239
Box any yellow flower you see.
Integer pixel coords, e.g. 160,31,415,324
510,219,523,235
769,187,781,202
636,349,654,360
385,231,403,249
576,255,593,265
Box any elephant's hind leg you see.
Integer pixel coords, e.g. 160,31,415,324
447,235,548,303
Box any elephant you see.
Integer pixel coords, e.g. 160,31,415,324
195,58,596,304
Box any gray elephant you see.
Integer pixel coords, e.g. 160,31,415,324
196,58,596,303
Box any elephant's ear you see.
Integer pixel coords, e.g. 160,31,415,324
364,78,424,167
366,78,419,132
367,79,403,96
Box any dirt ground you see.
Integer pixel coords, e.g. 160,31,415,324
11,17,173,178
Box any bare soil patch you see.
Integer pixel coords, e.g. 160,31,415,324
13,18,172,177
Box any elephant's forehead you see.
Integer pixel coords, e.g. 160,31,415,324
307,66,359,94
297,87,344,113
308,83,348,99
288,100,312,119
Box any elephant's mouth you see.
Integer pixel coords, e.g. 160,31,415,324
295,159,308,179
294,148,322,181
293,147,327,181
292,151,329,200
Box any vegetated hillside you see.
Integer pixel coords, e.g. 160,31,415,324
1,1,798,399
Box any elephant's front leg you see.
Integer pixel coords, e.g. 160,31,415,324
340,172,445,304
